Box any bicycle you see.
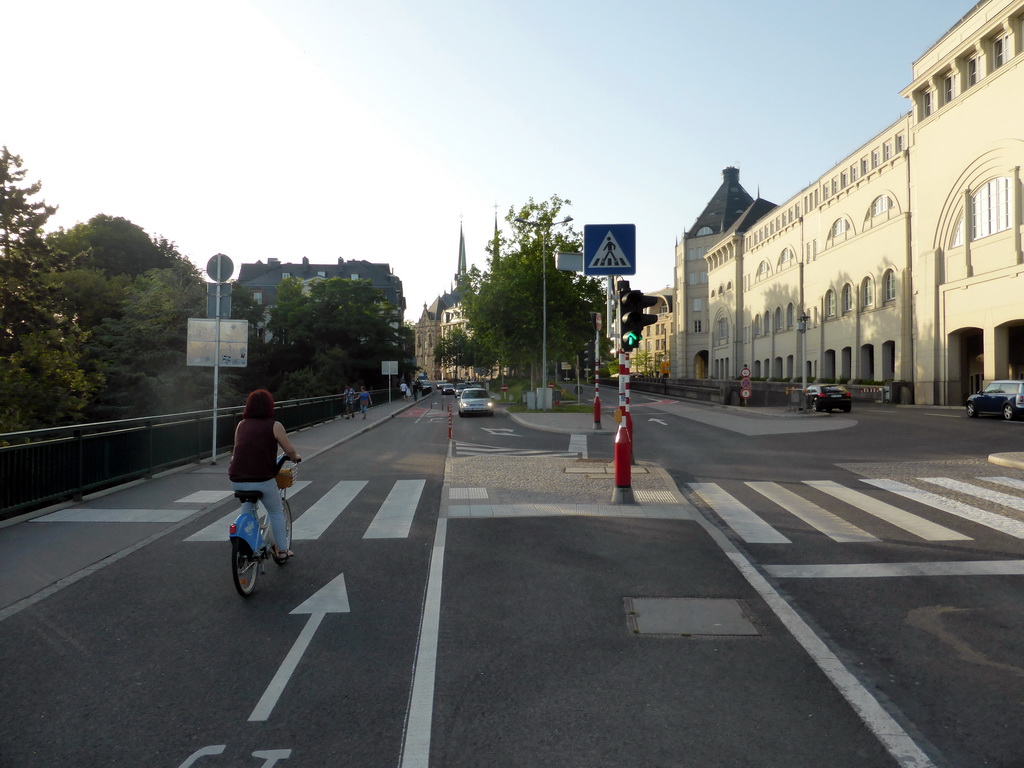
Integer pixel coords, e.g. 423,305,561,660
229,455,298,597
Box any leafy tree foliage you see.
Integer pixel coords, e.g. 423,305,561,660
461,195,605,385
264,277,412,397
86,260,213,419
48,214,182,277
0,147,101,431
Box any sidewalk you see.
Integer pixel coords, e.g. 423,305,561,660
0,394,424,615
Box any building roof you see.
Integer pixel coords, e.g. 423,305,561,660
237,257,405,311
686,167,755,238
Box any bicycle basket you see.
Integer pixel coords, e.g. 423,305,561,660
275,468,294,488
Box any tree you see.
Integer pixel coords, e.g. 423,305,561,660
461,195,605,386
86,260,211,420
265,277,410,395
0,147,100,431
48,214,184,277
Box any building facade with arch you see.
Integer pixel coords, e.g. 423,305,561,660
676,0,1024,406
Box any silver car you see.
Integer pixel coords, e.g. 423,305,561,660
458,387,494,417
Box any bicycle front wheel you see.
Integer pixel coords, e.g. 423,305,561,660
274,498,293,567
232,538,259,596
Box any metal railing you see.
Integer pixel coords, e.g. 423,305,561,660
0,390,393,522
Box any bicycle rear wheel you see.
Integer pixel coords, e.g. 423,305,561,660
232,538,259,596
274,498,293,567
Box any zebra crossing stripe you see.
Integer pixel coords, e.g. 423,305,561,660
988,476,1024,491
185,481,313,541
292,481,367,540
364,480,425,539
921,477,1024,514
861,479,1024,539
747,482,878,542
568,434,587,458
691,483,790,544
804,480,970,541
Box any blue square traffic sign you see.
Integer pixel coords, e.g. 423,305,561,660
583,224,635,275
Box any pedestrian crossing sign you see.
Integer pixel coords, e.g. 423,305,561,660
584,224,635,275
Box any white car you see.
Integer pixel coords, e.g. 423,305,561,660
458,387,494,417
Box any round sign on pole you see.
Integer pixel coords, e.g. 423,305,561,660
740,388,751,399
206,253,235,283
740,366,751,378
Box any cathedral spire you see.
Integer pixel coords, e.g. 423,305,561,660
456,221,468,285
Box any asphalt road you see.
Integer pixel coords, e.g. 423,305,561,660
631,390,1024,768
4,391,1024,767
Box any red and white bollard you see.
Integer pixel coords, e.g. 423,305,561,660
611,422,633,504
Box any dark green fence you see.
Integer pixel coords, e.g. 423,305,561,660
0,392,371,522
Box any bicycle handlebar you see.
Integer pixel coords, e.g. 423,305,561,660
276,455,301,471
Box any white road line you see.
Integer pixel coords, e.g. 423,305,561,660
685,515,936,767
862,479,1024,539
764,560,1024,578
568,434,588,458
804,480,970,541
690,483,791,544
364,480,425,539
249,613,325,722
185,481,312,542
987,476,1024,491
400,517,447,768
292,480,366,540
32,508,196,523
748,482,878,542
921,476,1024,512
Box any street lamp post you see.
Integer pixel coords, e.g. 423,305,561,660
797,311,811,411
514,214,573,409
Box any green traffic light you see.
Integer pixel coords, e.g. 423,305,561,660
623,331,641,347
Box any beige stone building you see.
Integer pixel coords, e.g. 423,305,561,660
675,0,1024,406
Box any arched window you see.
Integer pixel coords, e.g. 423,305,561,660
778,248,794,268
842,284,854,313
764,311,771,333
883,269,897,302
774,307,783,330
754,315,762,336
950,215,964,248
697,226,714,236
825,290,837,318
862,276,874,308
787,303,795,328
871,195,893,217
972,177,1011,239
756,261,771,281
726,281,732,291
717,317,729,343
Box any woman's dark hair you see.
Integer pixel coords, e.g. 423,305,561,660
243,389,275,419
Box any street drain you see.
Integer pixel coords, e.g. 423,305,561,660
624,597,760,637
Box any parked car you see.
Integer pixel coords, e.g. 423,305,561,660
458,387,494,417
439,382,456,396
418,380,432,395
805,384,852,413
966,380,1024,420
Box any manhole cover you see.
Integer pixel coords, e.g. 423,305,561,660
624,597,759,636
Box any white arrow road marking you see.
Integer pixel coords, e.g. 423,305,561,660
481,427,520,436
648,418,668,426
249,573,350,722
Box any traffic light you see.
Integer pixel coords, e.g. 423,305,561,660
618,279,658,350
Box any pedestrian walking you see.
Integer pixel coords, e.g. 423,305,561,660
400,381,409,400
412,380,421,401
359,385,372,419
343,384,357,419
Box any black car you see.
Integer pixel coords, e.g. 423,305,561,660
966,380,1024,420
805,384,852,413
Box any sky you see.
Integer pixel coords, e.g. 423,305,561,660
6,0,975,323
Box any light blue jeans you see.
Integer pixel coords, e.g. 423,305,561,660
231,478,289,551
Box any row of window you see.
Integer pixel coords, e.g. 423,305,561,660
824,270,898,318
917,20,1018,120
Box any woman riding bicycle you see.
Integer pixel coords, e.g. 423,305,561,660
228,390,302,562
